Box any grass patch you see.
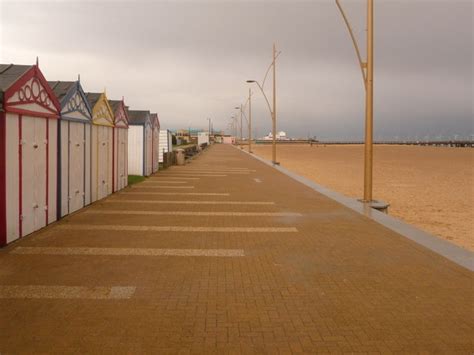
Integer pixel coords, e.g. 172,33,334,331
128,175,146,185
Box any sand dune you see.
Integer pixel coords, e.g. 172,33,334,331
252,144,474,251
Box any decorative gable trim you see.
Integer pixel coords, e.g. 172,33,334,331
4,66,60,118
151,114,160,130
92,93,114,127
60,82,92,122
114,101,129,129
145,117,152,130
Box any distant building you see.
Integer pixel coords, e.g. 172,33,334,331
262,131,289,140
198,132,209,146
173,128,208,144
223,136,235,144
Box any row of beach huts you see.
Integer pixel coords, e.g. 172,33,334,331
0,62,173,247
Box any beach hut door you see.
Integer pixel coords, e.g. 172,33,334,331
69,122,85,213
118,129,127,189
146,127,153,176
21,116,48,237
98,126,108,199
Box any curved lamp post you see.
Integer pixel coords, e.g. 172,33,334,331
235,89,254,153
336,0,374,202
230,115,236,140
206,117,211,135
247,43,281,165
234,106,243,149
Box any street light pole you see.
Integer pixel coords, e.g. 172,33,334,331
247,43,281,165
364,0,374,202
336,0,374,202
272,43,277,165
248,88,252,153
234,106,243,149
240,104,243,149
230,116,236,142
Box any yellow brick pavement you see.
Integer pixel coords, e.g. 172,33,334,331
0,144,472,353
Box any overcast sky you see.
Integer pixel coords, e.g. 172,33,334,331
1,0,472,140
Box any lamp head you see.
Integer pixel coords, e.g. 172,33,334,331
246,80,256,83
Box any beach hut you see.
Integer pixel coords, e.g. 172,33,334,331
128,110,153,176
223,136,235,144
49,80,93,219
159,129,173,163
150,113,160,174
0,63,61,246
198,132,209,146
109,99,129,192
85,92,114,202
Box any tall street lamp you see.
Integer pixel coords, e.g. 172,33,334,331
247,43,281,165
206,117,211,136
247,88,253,153
235,89,254,153
336,0,374,202
230,115,238,143
234,105,244,149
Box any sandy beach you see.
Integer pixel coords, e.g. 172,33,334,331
252,144,474,251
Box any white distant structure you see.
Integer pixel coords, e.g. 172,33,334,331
128,110,153,177
223,136,235,144
263,131,289,140
159,129,173,163
198,132,209,146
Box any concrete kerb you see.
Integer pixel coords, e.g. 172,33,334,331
234,145,474,272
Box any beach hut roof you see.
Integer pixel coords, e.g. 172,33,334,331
0,64,32,109
47,80,92,121
128,110,150,125
0,64,32,92
47,81,75,102
109,99,129,128
84,92,114,126
85,92,102,108
150,113,160,128
0,63,61,116
108,100,122,112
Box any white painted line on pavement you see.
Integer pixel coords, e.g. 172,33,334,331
120,192,230,196
53,225,298,233
0,285,136,299
139,181,188,184
157,174,227,177
149,177,199,180
132,185,195,189
106,200,274,205
12,247,246,257
85,210,302,217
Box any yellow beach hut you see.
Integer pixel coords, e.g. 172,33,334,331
85,92,114,202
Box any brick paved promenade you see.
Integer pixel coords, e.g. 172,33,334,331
0,144,472,353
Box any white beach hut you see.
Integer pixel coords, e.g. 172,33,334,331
128,110,153,176
0,63,61,246
150,113,160,174
109,99,129,192
159,129,173,163
85,92,114,202
198,131,209,146
49,80,93,219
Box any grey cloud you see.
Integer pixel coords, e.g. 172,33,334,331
1,0,472,139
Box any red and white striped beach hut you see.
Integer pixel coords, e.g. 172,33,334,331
109,99,129,192
0,63,61,246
